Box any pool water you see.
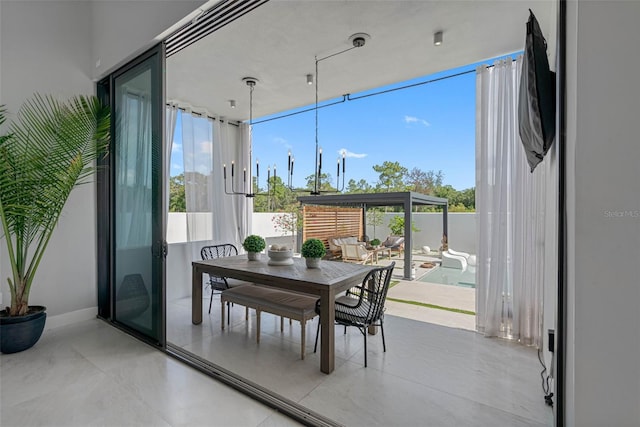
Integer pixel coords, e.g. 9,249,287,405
419,266,476,288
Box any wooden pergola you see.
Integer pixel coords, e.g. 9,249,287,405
297,192,448,280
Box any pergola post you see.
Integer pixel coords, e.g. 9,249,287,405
443,203,449,249
403,197,412,280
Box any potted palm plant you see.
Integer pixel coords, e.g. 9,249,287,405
242,234,266,260
301,238,326,268
0,94,109,353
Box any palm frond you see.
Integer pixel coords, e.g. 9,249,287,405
0,95,110,314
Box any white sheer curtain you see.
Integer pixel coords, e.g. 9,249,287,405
180,111,251,252
115,90,152,248
164,104,178,239
213,121,252,247
475,57,555,347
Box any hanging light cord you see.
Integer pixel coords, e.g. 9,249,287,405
314,44,360,194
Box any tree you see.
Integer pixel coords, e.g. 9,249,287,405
388,215,420,236
405,168,443,195
253,176,298,212
345,178,372,194
304,172,335,192
271,202,302,250
169,174,186,212
372,161,407,192
366,208,385,239
458,187,476,210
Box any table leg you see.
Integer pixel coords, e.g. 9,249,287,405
319,289,335,374
192,264,202,325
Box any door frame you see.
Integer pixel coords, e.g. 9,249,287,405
96,43,167,348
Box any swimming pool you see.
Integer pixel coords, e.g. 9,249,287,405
418,266,476,288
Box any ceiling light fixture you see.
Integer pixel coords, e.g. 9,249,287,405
433,30,443,46
306,74,314,85
224,77,271,199
229,99,236,108
289,32,369,195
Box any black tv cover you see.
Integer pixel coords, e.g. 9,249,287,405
518,9,556,172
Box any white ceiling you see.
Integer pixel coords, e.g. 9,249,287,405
167,0,556,122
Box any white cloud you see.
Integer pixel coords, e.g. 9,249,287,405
171,142,182,153
199,140,213,154
338,148,367,159
171,163,181,170
404,115,430,127
273,136,292,149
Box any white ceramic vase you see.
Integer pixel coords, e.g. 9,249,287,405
305,257,321,268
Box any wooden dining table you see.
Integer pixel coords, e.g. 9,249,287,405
192,255,373,374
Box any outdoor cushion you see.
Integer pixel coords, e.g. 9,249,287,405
382,236,404,248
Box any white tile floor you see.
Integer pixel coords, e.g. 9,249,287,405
1,298,554,427
168,294,553,426
0,320,298,427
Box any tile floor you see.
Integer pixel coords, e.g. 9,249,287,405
0,320,299,427
167,292,553,426
1,277,553,427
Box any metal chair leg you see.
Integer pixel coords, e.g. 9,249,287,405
380,320,387,352
314,319,320,353
208,289,214,314
364,329,368,367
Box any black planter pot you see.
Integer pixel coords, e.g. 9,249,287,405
0,305,47,354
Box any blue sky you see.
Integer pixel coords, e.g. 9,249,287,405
170,56,517,191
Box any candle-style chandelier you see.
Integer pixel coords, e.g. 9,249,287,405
223,77,272,198
287,33,368,194
223,33,368,197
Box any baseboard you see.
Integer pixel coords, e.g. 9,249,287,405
45,307,98,330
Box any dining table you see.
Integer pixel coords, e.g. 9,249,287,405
192,255,373,374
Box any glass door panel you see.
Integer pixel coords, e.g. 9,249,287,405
112,47,165,344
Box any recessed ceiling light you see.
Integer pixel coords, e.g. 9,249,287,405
434,31,443,46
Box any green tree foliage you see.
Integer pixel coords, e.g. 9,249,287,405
345,178,372,194
169,174,186,212
388,215,420,236
304,172,335,192
405,168,443,195
433,184,475,212
373,161,407,192
253,176,299,212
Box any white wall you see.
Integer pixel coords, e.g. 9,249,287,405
566,2,640,425
0,0,94,317
0,0,207,317
377,212,476,254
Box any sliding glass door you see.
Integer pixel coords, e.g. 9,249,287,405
98,45,166,345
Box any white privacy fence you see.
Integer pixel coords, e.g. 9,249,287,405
168,212,476,253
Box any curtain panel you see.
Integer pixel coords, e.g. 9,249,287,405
475,57,556,347
179,111,251,251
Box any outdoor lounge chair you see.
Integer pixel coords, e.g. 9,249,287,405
441,250,467,269
340,243,374,264
313,262,395,367
448,248,477,266
382,236,404,258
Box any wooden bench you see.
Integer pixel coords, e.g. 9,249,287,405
221,285,318,359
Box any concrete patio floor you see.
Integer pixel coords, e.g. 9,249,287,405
376,251,477,331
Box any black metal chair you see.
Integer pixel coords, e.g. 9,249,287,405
201,244,248,313
313,262,395,367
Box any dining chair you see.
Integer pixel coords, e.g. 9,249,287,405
313,262,395,367
201,244,252,313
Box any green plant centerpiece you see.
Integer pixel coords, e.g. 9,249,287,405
243,234,266,260
0,94,109,353
370,238,381,248
301,238,326,268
